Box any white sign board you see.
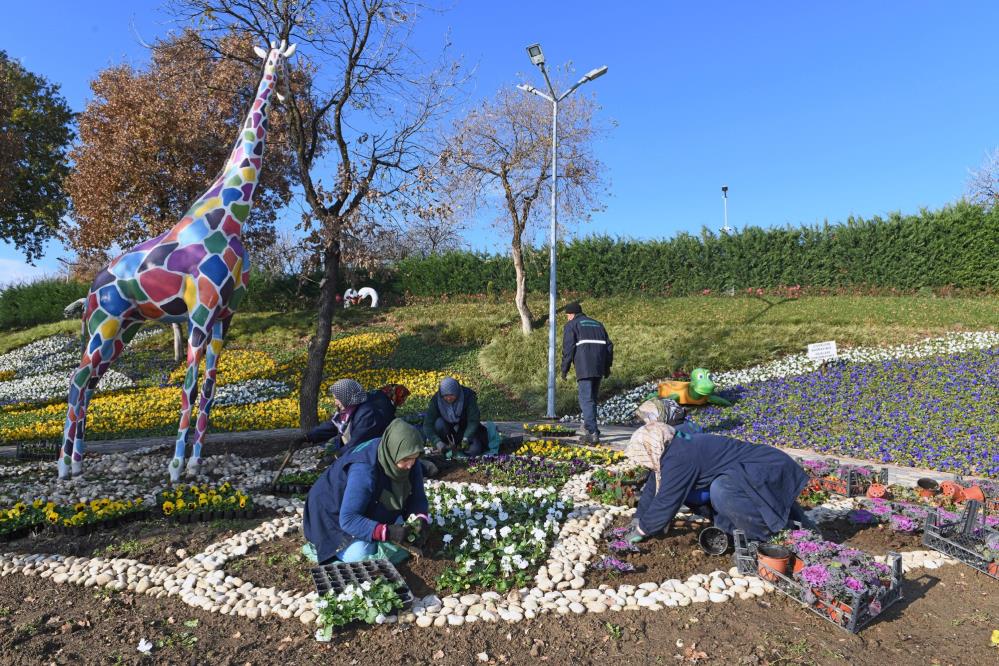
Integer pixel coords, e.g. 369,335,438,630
807,340,838,362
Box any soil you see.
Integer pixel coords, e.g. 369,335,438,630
586,517,729,588
427,455,477,484
1,513,274,565
226,537,315,595
819,518,924,555
1,558,997,665
397,532,451,598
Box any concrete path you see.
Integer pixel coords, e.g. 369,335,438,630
0,421,971,486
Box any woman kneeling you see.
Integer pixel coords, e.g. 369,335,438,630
303,419,429,564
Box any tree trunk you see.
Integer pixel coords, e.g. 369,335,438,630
172,324,183,363
510,233,533,334
299,239,341,430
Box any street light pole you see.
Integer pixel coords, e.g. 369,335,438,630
721,185,733,295
518,44,607,420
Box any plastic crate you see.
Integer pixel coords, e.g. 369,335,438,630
922,500,999,581
818,466,887,497
733,531,904,633
311,559,414,611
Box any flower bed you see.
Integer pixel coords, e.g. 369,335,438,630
522,423,576,438
427,485,568,593
314,576,408,641
45,498,149,536
466,455,588,489
158,482,254,522
585,468,648,507
516,439,624,466
1,500,49,541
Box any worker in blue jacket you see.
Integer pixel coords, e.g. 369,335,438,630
303,378,396,457
303,419,429,565
623,423,810,543
560,302,613,444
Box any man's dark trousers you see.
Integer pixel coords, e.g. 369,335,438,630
578,378,601,436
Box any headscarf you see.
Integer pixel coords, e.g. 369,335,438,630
436,377,465,425
624,422,676,489
376,419,424,510
635,398,687,426
381,383,411,408
331,379,366,407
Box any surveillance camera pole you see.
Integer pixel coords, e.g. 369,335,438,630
518,46,607,419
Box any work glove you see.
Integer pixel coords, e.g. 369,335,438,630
623,526,645,544
408,517,430,547
386,524,413,544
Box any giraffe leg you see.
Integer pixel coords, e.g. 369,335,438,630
58,317,139,479
185,316,230,477
169,325,209,482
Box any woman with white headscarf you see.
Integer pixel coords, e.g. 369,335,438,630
622,424,811,544
422,377,487,456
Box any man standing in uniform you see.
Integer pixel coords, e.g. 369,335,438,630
561,302,613,444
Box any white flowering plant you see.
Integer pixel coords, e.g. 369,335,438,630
428,485,569,592
314,577,405,640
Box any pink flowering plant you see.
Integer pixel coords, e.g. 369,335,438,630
772,529,894,622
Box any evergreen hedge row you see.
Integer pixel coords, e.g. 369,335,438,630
394,202,999,295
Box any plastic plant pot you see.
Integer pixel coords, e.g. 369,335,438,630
866,483,890,499
917,478,940,498
963,485,985,503
756,544,791,582
697,526,729,555
940,481,965,501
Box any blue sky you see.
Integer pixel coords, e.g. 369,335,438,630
3,1,998,284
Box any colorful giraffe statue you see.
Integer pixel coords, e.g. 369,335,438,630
59,40,297,481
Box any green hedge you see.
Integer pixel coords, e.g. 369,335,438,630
0,278,90,329
394,202,999,296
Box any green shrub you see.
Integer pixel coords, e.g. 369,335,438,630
392,202,999,296
0,278,89,329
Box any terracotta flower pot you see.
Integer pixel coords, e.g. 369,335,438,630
963,485,985,503
793,557,806,575
827,600,852,624
987,562,998,577
757,544,791,582
866,483,889,499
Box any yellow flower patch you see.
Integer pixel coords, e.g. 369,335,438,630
168,349,278,386
517,439,625,466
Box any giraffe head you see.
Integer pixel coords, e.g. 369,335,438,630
253,39,297,101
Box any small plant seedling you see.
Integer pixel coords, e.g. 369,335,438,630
183,619,198,628
604,622,623,640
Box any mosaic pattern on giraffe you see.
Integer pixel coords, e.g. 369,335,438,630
59,40,298,482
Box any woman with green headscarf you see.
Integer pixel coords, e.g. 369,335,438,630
303,419,429,564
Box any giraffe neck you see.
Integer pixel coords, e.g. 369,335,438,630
220,64,277,186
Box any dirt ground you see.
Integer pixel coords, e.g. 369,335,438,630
586,518,728,588
2,514,274,565
819,517,924,555
0,560,996,665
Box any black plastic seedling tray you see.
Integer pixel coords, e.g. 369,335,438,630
15,441,61,462
733,531,904,633
923,500,999,581
310,559,414,610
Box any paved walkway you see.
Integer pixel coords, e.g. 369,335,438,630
1,421,971,486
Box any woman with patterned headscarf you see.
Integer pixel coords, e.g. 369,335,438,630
303,419,429,564
621,424,811,544
422,377,487,456
302,378,397,457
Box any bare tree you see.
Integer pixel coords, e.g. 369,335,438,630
440,75,608,334
175,0,460,428
253,229,312,275
967,147,999,210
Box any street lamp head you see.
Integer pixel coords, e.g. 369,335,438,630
526,43,545,66
579,65,608,83
721,185,728,195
